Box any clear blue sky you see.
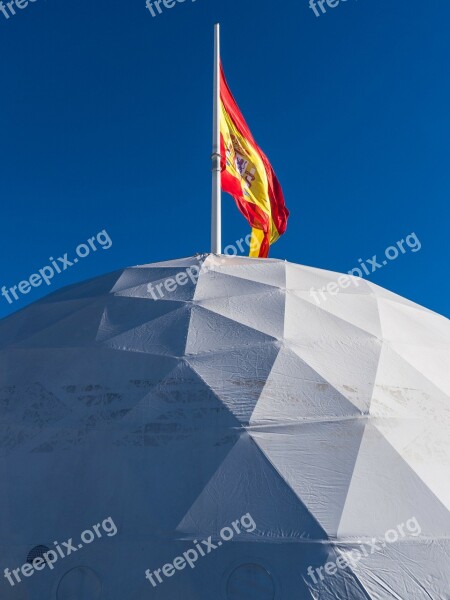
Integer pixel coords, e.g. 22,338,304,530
0,0,449,319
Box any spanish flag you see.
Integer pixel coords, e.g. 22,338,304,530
220,64,289,258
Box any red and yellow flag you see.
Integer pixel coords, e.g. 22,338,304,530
220,64,289,258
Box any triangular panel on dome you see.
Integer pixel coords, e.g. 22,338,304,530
99,303,192,356
337,423,450,537
389,340,450,398
0,296,101,349
187,342,281,424
302,546,374,600
115,277,198,302
96,296,186,342
292,291,382,339
185,304,277,355
0,381,72,457
376,294,450,347
250,346,362,424
40,270,123,303
111,360,241,447
176,433,327,542
4,298,108,349
196,287,285,339
112,259,205,294
286,261,373,295
370,342,450,420
250,419,366,537
368,279,435,313
193,268,282,303
113,266,200,301
370,344,450,509
0,344,177,416
285,293,382,413
336,538,450,600
204,255,286,288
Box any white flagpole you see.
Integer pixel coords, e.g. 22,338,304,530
211,23,221,254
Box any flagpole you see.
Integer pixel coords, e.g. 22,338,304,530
211,23,221,254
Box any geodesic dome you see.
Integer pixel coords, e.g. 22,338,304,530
0,254,449,600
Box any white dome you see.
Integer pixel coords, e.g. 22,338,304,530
0,254,449,600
